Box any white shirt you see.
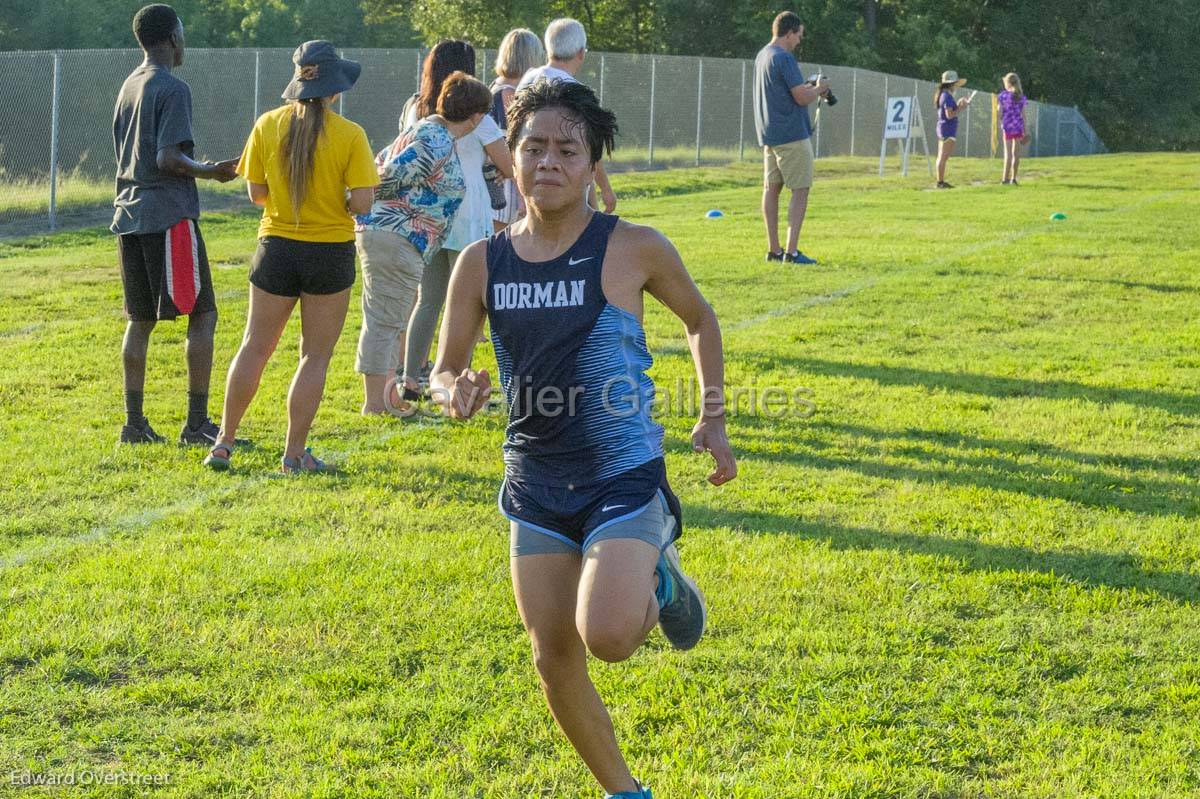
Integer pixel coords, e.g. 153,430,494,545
442,113,505,252
516,65,580,91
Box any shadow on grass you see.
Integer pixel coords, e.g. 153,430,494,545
932,268,1197,295
722,419,1199,518
806,421,1200,478
772,356,1199,419
687,503,1199,605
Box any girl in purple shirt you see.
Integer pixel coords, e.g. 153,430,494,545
998,72,1029,185
934,70,970,189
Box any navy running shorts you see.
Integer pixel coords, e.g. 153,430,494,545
501,457,684,556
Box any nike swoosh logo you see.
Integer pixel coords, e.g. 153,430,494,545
601,504,627,512
568,256,593,265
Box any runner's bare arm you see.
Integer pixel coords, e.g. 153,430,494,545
431,241,492,419
639,228,737,485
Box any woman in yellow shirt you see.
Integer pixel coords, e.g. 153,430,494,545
205,41,379,473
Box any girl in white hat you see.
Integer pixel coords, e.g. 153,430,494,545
934,70,970,188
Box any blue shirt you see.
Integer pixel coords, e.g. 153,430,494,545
753,44,811,147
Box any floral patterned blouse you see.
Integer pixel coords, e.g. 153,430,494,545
998,91,1028,136
356,118,464,260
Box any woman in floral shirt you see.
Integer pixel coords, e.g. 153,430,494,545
354,72,492,415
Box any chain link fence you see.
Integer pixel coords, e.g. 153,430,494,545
0,48,1105,236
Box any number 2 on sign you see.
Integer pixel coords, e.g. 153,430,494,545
892,100,905,124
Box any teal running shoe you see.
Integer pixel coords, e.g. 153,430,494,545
655,543,707,650
605,780,652,798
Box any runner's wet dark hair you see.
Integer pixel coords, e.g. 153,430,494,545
506,79,617,166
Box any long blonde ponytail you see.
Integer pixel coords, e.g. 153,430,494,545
282,97,326,219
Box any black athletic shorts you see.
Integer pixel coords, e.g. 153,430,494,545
249,236,356,297
118,218,216,321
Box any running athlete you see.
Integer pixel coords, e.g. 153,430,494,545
430,79,736,799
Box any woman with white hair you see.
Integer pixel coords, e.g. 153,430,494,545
489,28,545,231
516,18,617,214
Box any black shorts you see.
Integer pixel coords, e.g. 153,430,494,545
249,236,356,297
118,219,216,321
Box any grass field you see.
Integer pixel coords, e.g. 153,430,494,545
1,153,1199,798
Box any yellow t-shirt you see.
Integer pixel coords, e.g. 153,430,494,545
238,105,380,243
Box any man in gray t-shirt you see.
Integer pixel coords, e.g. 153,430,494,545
111,65,201,235
112,4,237,446
753,11,830,265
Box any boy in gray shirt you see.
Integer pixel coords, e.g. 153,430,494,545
112,4,237,444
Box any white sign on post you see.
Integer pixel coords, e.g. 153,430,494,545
883,96,913,139
879,95,933,177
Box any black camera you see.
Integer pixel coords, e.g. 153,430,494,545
811,75,838,106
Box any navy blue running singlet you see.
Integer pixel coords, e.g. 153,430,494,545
486,212,665,488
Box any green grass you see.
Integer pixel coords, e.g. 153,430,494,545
0,146,984,234
1,153,1199,798
0,175,246,238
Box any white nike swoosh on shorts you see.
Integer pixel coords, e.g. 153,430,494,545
601,504,627,512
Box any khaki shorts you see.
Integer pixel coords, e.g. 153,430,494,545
354,228,425,375
763,138,814,190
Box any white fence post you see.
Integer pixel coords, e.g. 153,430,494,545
738,60,746,161
338,50,345,115
648,57,656,166
964,98,971,156
599,54,605,105
813,65,820,158
850,68,857,157
48,51,62,232
253,50,261,123
695,58,703,166
1033,102,1039,156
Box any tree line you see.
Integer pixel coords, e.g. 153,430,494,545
3,0,1197,151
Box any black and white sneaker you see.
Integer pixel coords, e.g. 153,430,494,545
179,418,250,447
766,250,786,263
120,417,165,445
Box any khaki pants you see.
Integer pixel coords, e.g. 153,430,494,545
763,138,814,190
355,228,425,375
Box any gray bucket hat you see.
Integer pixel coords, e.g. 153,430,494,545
281,40,362,101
